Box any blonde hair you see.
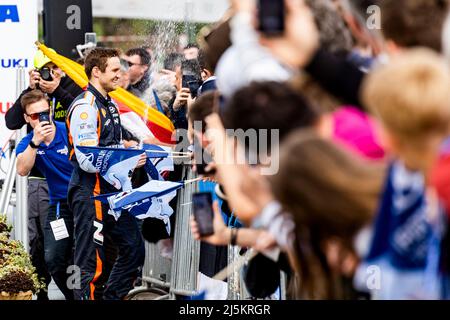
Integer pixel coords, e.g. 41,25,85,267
362,49,450,141
362,48,450,173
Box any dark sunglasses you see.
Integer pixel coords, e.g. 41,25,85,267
26,111,50,121
127,61,144,68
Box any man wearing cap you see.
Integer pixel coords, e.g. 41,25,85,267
6,49,83,130
5,49,83,300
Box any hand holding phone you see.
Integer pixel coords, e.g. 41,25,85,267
257,0,285,36
39,112,51,125
192,192,214,236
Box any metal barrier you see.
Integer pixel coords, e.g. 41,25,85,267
0,67,28,250
141,241,172,289
127,165,286,300
0,151,17,215
227,244,243,300
14,67,29,251
169,165,200,298
126,239,172,300
127,165,200,300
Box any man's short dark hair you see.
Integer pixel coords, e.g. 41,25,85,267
20,90,49,114
380,0,450,52
223,82,319,143
126,47,151,66
84,48,120,79
163,52,183,71
188,91,217,132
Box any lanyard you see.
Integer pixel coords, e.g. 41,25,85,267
56,201,60,220
52,97,56,120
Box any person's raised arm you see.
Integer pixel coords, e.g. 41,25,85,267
190,201,277,250
16,121,53,176
260,0,365,108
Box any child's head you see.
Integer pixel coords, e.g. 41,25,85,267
362,48,450,172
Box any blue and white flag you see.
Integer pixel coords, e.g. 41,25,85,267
143,144,174,174
144,158,161,181
77,146,144,191
127,191,177,234
354,160,441,299
94,180,183,229
143,144,170,158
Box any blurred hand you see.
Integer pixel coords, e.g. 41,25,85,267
254,231,277,251
28,69,40,90
230,0,256,13
240,166,274,213
135,152,147,168
173,88,191,111
32,121,54,145
260,0,320,68
39,69,62,94
190,201,230,245
159,69,177,87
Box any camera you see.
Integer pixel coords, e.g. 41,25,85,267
39,67,53,81
257,0,285,36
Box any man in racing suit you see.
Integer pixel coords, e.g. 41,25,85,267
66,48,146,300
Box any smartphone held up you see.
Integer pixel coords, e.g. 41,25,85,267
257,0,285,36
192,192,215,237
38,112,50,123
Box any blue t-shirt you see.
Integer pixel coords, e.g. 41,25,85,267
16,122,73,204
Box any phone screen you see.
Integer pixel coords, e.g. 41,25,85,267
192,192,214,236
85,32,97,45
182,74,197,89
39,112,51,125
258,0,285,35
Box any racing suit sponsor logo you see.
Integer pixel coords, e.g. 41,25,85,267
93,221,104,245
79,140,97,147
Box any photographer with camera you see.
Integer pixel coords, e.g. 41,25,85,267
15,90,75,300
5,49,83,130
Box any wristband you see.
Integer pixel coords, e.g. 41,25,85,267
230,228,238,246
29,140,39,149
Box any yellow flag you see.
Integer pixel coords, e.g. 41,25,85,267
35,42,175,133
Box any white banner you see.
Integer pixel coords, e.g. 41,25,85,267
0,0,38,179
